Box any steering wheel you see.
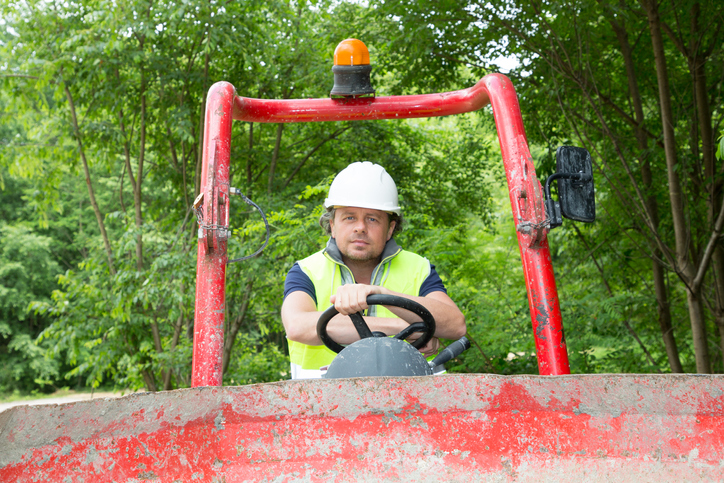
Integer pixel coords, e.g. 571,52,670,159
316,294,436,353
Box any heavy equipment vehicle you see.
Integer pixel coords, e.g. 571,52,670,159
1,39,722,482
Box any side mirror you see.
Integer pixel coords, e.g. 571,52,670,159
544,146,596,228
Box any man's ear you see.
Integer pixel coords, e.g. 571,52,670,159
329,217,336,238
386,220,396,240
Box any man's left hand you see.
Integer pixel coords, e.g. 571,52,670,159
407,334,440,357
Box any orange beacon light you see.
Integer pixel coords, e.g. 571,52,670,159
330,39,375,97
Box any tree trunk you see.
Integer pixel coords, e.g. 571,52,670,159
688,3,722,370
659,0,723,370
268,123,284,194
134,70,146,272
195,39,211,198
163,285,186,391
141,370,157,392
222,280,254,375
195,100,204,198
651,261,682,371
641,0,710,372
247,123,254,186
63,80,116,276
609,14,682,372
712,251,724,365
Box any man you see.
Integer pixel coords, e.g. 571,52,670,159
281,161,466,379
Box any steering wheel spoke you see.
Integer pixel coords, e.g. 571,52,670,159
349,312,374,339
393,322,426,341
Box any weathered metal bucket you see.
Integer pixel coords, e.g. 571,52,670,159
2,374,723,482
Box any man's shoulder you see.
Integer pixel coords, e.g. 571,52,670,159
298,248,327,265
284,263,317,302
392,249,447,295
394,249,430,266
297,248,332,278
389,249,431,278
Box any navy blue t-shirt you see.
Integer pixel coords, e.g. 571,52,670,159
283,262,447,305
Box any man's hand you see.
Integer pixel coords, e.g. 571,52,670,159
331,284,439,357
417,336,440,357
405,332,440,357
330,284,386,316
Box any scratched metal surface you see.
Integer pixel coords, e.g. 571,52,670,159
201,74,568,376
2,374,723,482
191,81,235,388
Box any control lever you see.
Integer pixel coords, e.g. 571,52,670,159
429,336,470,368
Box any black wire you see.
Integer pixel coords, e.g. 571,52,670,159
227,194,270,264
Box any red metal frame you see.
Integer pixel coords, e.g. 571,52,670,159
192,74,570,386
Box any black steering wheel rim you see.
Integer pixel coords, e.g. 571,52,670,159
316,294,436,353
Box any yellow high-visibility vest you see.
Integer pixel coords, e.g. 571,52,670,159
288,243,431,372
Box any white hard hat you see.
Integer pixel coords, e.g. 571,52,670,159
324,162,401,215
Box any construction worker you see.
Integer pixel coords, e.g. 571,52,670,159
281,161,467,379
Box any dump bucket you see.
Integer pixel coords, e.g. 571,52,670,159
2,374,723,481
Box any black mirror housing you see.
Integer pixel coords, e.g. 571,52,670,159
555,146,595,223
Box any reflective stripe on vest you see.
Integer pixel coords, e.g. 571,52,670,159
287,249,431,371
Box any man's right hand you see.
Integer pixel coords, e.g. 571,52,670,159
329,284,387,316
331,285,440,356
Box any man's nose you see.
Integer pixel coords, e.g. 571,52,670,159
353,219,367,232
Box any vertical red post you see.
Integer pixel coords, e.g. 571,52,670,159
519,238,569,374
191,82,235,387
484,75,570,375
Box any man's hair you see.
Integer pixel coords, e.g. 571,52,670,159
319,207,404,237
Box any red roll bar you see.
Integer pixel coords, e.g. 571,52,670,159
191,74,570,387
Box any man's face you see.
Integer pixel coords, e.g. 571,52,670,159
330,207,396,263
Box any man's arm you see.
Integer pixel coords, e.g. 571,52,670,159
330,284,466,340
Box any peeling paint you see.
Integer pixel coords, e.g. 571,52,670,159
2,374,724,481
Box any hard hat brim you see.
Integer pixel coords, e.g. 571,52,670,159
324,199,401,216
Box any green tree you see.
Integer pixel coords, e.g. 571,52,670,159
372,0,723,373
0,220,61,391
2,0,500,391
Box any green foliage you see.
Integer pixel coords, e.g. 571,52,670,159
35,222,197,389
224,335,290,385
0,195,64,391
5,0,717,395
371,0,724,373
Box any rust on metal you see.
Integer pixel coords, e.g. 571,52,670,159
2,374,723,481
